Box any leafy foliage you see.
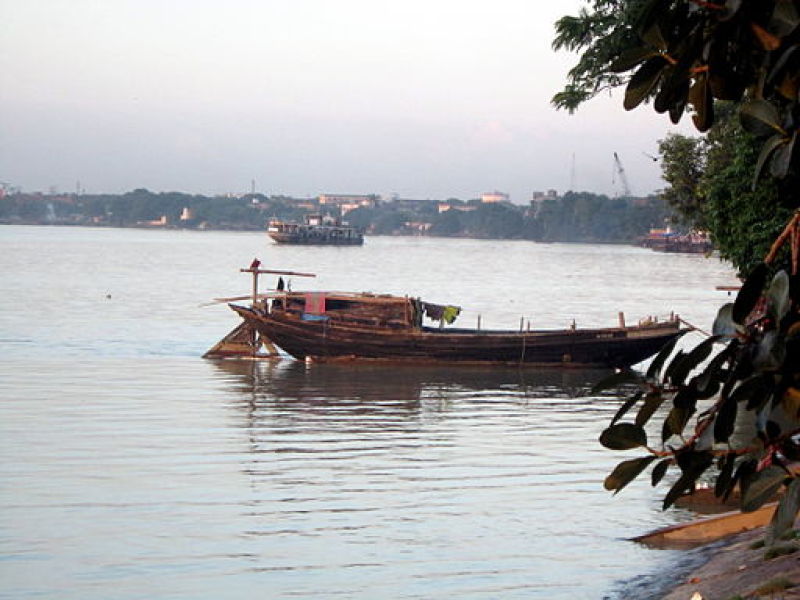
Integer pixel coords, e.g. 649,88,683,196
596,224,800,544
554,0,800,225
657,106,794,274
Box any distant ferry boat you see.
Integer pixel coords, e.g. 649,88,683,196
267,214,364,246
639,228,713,254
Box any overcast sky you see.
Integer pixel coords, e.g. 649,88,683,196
1,1,697,202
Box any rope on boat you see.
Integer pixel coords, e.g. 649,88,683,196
677,317,711,337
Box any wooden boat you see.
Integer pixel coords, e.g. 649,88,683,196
223,269,686,367
632,503,778,549
639,228,713,254
267,214,364,245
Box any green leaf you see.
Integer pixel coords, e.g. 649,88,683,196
768,478,800,545
689,72,713,132
753,134,789,190
651,457,671,486
640,22,667,51
770,0,800,36
635,391,666,427
624,56,667,110
754,331,786,371
741,465,787,512
599,422,648,450
611,391,644,426
604,455,658,494
712,303,738,337
662,405,695,441
609,46,657,73
733,263,768,325
590,369,643,394
767,270,791,322
739,100,786,137
770,130,797,179
730,373,774,411
768,45,800,85
720,0,743,21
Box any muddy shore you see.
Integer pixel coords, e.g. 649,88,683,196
661,527,800,599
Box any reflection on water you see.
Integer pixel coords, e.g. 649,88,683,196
212,359,609,405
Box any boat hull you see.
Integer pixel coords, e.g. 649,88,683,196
230,305,683,368
268,231,364,245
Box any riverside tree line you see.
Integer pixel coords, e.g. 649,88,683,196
0,188,673,244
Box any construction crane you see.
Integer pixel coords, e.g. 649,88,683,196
612,152,632,197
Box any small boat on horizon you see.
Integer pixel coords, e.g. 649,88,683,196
214,266,688,368
267,214,364,245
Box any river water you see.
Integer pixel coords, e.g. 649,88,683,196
0,225,738,599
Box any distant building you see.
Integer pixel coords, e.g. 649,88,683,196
180,207,195,221
340,203,362,216
404,221,433,233
481,191,509,204
138,215,168,227
438,203,476,213
318,194,377,209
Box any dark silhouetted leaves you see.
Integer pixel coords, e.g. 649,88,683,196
624,56,667,110
733,263,769,325
712,303,738,337
754,331,786,371
714,394,738,443
754,133,790,189
767,270,791,322
651,458,671,487
689,72,713,132
662,405,695,441
715,453,737,499
604,455,658,494
635,391,666,427
646,329,688,380
728,459,757,502
611,391,643,426
599,423,648,450
591,369,644,394
770,130,796,179
768,478,800,545
665,336,721,386
740,100,785,137
663,450,714,509
609,46,656,73
730,373,774,412
741,465,787,512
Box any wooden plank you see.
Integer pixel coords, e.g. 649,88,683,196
240,268,316,277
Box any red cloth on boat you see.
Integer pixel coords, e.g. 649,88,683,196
304,292,326,315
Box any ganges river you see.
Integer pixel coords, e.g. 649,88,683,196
0,225,738,599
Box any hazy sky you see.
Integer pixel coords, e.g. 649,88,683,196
1,1,697,202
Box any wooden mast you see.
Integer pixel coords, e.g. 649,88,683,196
203,263,316,360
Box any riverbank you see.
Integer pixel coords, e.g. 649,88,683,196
661,526,800,599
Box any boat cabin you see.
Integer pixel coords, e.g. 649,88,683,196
272,291,460,331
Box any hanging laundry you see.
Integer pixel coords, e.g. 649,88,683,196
304,292,326,315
